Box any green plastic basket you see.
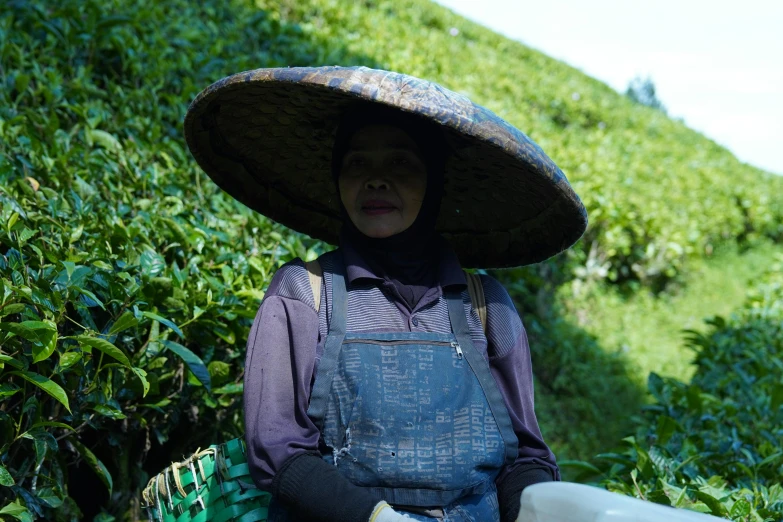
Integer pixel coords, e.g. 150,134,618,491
141,437,271,522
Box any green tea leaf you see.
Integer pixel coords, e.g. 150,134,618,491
70,439,113,495
69,224,84,243
160,339,211,391
212,383,243,395
623,436,654,479
694,489,729,517
108,310,138,336
139,248,165,277
0,501,32,522
77,336,131,367
35,487,63,509
10,272,24,288
235,288,265,301
17,227,35,245
247,257,268,278
645,489,671,506
0,320,56,348
31,421,75,432
55,264,93,290
729,498,751,518
59,351,82,370
213,325,236,345
61,261,76,281
758,451,783,468
86,129,121,151
23,428,57,463
208,360,231,387
0,464,14,486
141,398,172,413
0,303,26,317
0,383,20,399
9,370,70,413
6,212,19,231
75,286,105,310
31,328,58,363
647,372,665,402
655,415,679,445
131,367,150,397
93,404,126,419
28,244,43,265
91,260,114,270
142,311,184,338
0,354,24,370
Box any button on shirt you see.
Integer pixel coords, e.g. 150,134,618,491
243,238,560,492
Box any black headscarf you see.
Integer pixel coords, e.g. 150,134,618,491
331,105,450,310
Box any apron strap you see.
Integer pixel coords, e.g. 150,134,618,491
465,272,487,334
305,259,323,313
306,257,347,431
445,290,519,466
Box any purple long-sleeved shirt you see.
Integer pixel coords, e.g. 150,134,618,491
243,238,560,493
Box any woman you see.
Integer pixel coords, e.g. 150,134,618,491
184,66,588,522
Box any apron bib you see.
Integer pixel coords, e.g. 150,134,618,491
269,260,517,521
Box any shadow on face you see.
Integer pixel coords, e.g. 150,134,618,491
338,124,429,238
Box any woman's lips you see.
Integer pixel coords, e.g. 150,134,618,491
361,200,396,216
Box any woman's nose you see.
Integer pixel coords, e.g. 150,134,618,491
364,178,389,191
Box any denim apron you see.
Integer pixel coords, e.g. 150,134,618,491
269,261,518,521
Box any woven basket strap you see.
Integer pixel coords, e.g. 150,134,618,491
305,260,323,313
465,272,487,334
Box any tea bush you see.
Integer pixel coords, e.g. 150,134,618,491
0,0,326,519
570,257,783,521
1,0,782,520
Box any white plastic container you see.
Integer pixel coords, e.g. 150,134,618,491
517,482,725,522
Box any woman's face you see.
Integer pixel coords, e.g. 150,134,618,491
338,124,428,238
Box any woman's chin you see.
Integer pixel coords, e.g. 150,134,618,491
357,223,407,238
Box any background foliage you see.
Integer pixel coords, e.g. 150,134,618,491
1,0,781,520
567,257,783,521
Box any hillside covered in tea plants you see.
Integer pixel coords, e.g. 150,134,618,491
0,0,781,520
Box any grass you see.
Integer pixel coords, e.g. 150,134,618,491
561,239,783,384
532,239,783,468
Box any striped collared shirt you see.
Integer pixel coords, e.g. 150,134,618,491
243,238,560,492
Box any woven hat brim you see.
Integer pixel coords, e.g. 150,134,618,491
184,66,588,268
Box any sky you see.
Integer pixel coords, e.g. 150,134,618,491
433,0,783,175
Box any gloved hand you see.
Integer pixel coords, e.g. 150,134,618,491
369,501,414,522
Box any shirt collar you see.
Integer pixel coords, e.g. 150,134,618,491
341,235,467,289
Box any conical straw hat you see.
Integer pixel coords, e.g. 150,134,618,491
184,65,588,268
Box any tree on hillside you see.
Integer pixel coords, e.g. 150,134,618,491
625,75,667,113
